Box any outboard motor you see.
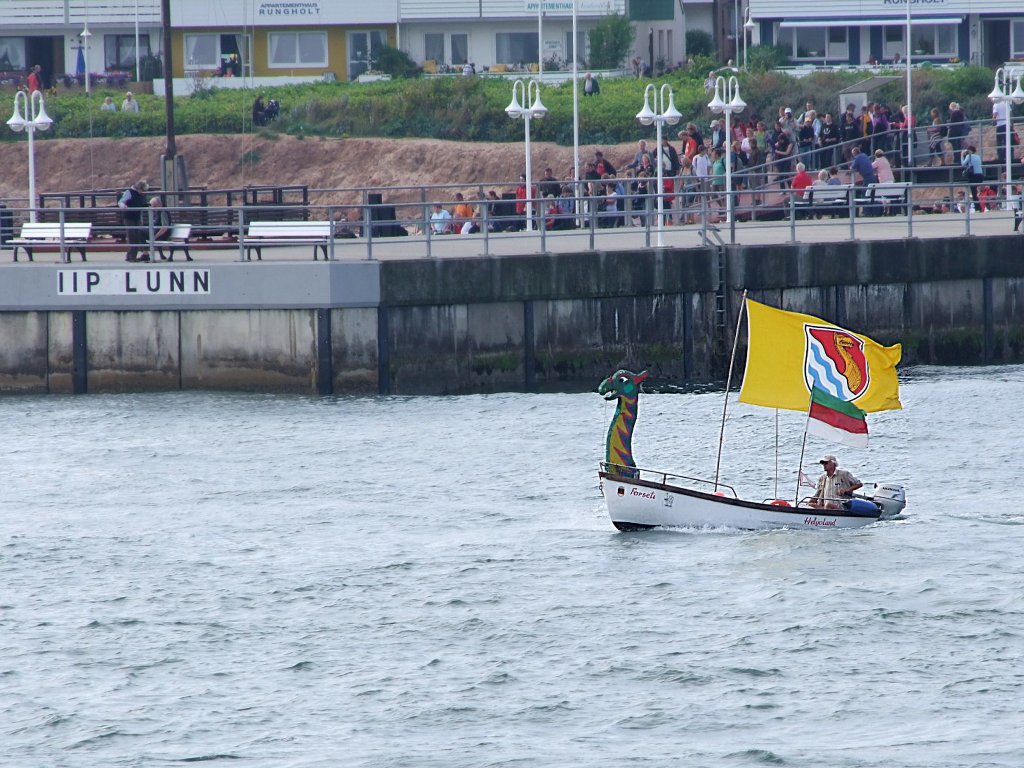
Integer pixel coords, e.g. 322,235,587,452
870,483,907,519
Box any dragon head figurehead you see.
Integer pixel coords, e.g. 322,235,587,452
598,369,648,470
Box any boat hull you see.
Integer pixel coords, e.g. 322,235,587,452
599,470,881,531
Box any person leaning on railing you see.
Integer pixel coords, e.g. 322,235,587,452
960,145,984,206
118,179,150,262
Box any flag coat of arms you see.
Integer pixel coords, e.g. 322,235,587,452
739,299,902,413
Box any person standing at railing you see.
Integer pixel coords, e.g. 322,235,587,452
926,108,947,166
797,116,816,171
948,102,968,153
820,113,840,171
872,150,895,184
840,111,862,163
774,129,795,189
993,96,1009,167
895,104,915,167
677,128,698,162
118,180,150,262
677,157,699,224
859,105,874,154
1011,182,1023,232
961,146,984,207
872,105,891,155
742,127,763,205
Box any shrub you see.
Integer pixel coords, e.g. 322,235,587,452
747,44,790,72
373,46,421,79
686,30,715,59
588,13,635,69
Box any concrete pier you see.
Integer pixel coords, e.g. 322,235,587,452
1,223,1022,395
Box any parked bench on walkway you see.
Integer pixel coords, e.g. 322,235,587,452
9,222,92,262
856,182,911,215
791,184,854,218
154,224,194,262
244,220,332,261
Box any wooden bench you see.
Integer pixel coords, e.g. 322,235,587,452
154,224,193,262
243,220,332,261
856,182,911,215
9,222,92,262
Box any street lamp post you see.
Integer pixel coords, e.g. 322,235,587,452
636,83,681,247
506,79,548,232
708,75,746,226
7,90,53,223
80,23,92,94
743,9,755,71
989,68,1024,208
572,0,579,185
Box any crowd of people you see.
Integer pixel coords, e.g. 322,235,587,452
426,94,1022,232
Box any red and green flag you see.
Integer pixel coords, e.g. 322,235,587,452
806,386,868,448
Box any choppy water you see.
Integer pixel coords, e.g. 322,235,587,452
2,366,1022,768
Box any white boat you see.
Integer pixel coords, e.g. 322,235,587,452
598,460,907,531
596,300,908,532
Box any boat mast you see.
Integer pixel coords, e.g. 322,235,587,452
713,290,748,491
794,392,814,505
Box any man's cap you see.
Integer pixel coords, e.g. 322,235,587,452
784,107,792,113
819,454,838,465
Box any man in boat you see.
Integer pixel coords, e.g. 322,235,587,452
810,455,863,509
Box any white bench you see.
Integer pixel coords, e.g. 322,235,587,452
10,222,92,262
856,182,911,215
244,221,332,261
154,224,193,262
791,184,854,218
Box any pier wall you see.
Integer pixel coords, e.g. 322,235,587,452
0,236,1022,395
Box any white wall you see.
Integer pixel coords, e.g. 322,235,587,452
171,0,399,27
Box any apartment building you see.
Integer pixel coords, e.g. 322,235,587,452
0,0,161,86
748,0,1024,67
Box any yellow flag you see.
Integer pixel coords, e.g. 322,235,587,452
739,299,902,413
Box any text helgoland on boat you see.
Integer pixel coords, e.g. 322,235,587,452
597,297,908,531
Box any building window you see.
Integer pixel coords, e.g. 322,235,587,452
496,32,538,66
912,25,956,57
565,30,586,64
422,32,466,67
185,33,250,74
883,25,903,59
451,34,468,67
1014,20,1024,58
269,32,327,68
104,34,151,71
424,33,444,64
348,30,386,79
827,27,848,60
0,37,26,70
777,27,847,60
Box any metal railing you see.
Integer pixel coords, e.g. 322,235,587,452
1,176,1021,264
